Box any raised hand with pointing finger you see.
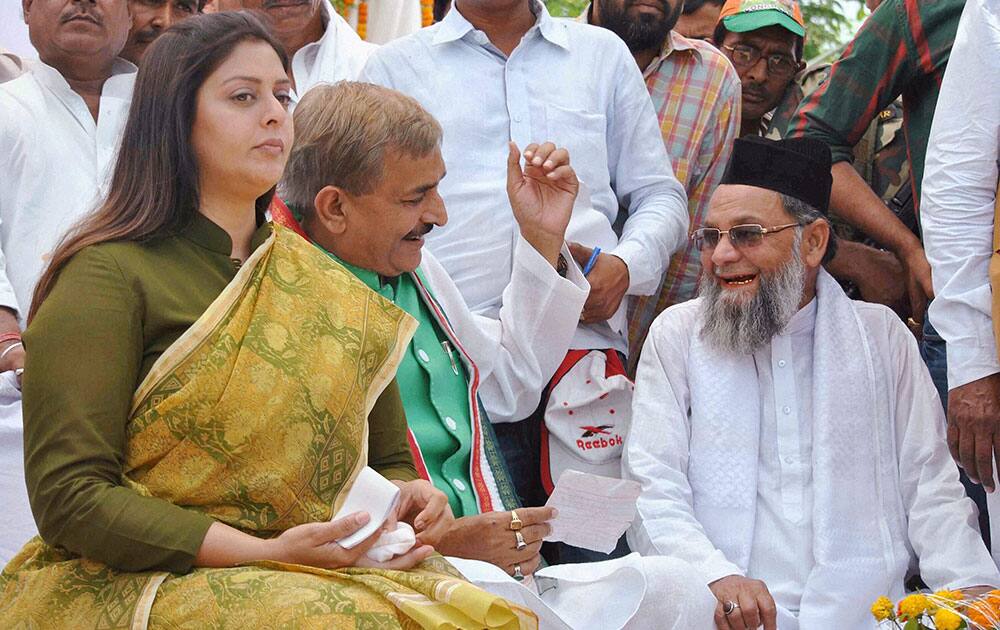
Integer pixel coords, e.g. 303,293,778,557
506,141,579,269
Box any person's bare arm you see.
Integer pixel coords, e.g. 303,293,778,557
824,240,906,313
195,512,434,570
829,163,932,322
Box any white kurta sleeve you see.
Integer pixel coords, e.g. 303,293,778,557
419,237,589,423
0,106,24,317
920,0,1000,390
624,306,743,583
603,41,689,297
886,310,1000,588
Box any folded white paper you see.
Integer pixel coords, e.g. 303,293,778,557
543,470,641,553
331,466,401,549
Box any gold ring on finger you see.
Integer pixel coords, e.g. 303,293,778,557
509,510,523,531
723,600,740,616
515,530,527,551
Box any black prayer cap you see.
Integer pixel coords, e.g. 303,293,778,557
721,136,833,214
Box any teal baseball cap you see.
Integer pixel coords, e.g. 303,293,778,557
718,0,807,37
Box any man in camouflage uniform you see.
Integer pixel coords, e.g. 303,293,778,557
777,64,915,310
772,65,911,224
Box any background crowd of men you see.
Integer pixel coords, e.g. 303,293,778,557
1,0,999,627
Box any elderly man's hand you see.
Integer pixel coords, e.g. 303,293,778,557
709,575,777,630
507,141,579,268
948,373,1000,493
568,243,629,323
427,507,554,578
392,479,454,546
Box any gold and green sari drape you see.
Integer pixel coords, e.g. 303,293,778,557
0,224,536,630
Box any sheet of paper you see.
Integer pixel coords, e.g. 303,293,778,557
543,470,641,553
331,466,400,549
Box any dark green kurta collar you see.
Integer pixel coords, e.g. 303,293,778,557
181,210,272,256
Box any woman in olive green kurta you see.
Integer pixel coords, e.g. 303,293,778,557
21,212,417,572
0,12,536,630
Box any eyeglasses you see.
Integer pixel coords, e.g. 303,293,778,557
722,44,799,78
691,223,800,251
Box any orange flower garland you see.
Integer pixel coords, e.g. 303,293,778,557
357,0,368,40
421,0,434,26
339,0,367,40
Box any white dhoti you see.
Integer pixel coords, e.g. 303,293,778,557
448,553,716,629
0,372,34,565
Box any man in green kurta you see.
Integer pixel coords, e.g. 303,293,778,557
277,80,590,580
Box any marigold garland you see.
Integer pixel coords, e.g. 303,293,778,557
872,589,1000,629
356,1,368,40
934,608,964,630
339,0,367,40
342,0,433,36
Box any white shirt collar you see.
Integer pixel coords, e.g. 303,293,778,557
433,0,570,51
290,1,373,101
297,0,334,55
28,56,136,98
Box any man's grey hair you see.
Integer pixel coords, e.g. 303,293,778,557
280,81,443,215
780,193,837,264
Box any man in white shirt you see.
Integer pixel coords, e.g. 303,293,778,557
0,0,134,563
1,0,135,343
920,0,1000,565
626,136,999,629
236,0,375,98
360,0,688,554
362,0,687,347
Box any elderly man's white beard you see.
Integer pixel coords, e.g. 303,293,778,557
698,234,806,355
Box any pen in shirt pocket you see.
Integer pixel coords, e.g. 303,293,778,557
441,340,460,375
582,247,602,276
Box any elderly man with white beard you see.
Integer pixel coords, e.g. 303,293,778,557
624,136,999,630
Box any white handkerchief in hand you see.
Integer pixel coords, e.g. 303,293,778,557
543,470,641,553
366,522,417,562
331,466,401,549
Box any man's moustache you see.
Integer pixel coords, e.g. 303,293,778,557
261,0,310,8
61,8,103,25
625,0,670,11
405,224,434,239
134,28,163,45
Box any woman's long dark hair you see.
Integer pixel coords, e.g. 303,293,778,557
29,11,289,321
